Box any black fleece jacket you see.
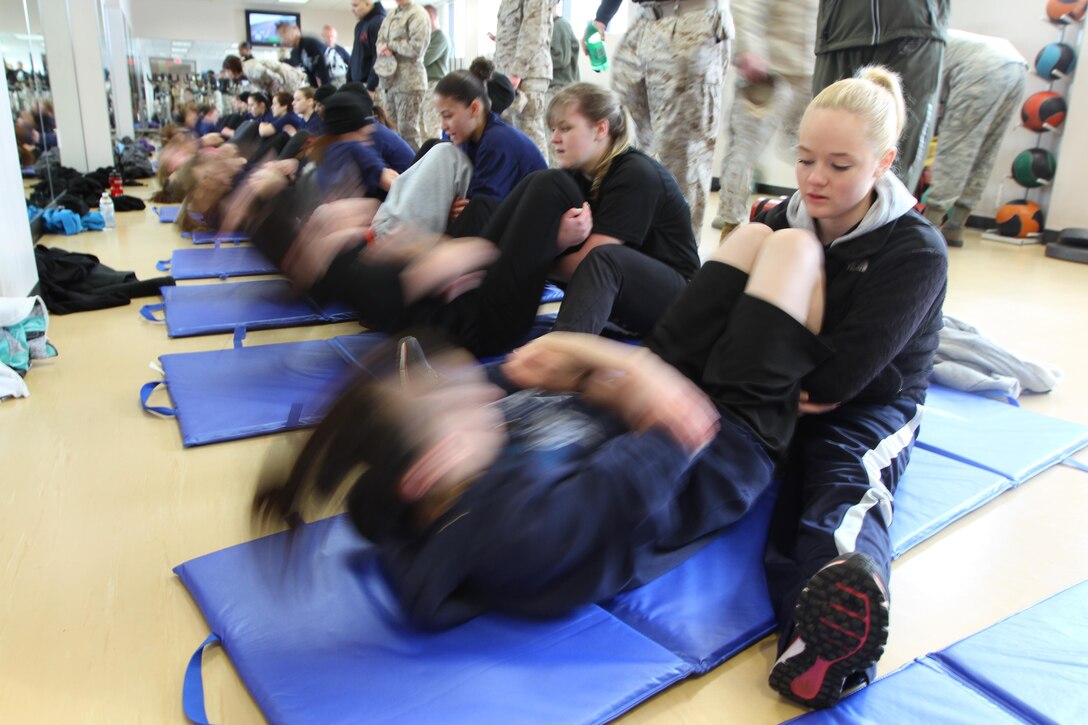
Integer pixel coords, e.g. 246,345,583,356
761,202,947,406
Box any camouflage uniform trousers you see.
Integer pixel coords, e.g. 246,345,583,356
386,89,426,151
420,80,441,143
507,77,551,160
926,62,1027,213
715,73,810,227
612,2,732,232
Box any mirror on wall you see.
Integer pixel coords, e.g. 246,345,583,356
3,0,56,207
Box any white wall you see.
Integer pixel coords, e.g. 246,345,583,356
0,64,39,297
129,1,357,49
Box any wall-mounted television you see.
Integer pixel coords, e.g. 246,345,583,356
245,10,301,47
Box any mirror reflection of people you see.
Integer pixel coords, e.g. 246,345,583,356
222,54,306,96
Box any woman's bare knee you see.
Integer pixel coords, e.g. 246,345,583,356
709,222,775,272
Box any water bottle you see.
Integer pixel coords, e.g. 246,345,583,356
99,191,116,229
584,23,608,73
108,167,123,197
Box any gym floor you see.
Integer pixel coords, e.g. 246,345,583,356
3,193,1086,723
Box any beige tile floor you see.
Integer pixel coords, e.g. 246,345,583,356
2,199,1086,723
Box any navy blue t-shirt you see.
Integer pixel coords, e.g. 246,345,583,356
270,112,304,134
461,112,546,200
371,123,414,173
318,141,387,197
372,388,775,627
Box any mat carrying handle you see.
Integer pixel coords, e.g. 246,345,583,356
182,632,221,725
140,303,165,323
156,259,172,272
140,381,176,416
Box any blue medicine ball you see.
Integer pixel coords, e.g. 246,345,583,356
1035,42,1077,80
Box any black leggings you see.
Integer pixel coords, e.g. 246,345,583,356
553,244,688,336
306,169,582,357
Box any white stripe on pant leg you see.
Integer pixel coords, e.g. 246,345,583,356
833,406,925,555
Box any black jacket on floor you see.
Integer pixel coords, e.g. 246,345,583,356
34,246,174,314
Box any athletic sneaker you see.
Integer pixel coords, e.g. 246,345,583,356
769,552,891,709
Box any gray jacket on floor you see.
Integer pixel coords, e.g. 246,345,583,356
932,316,1062,399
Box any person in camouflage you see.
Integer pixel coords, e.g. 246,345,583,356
376,0,431,151
547,2,580,166
923,30,1027,247
591,0,733,234
712,0,817,240
420,5,451,142
494,0,554,160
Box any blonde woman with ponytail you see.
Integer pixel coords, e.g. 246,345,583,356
704,66,947,709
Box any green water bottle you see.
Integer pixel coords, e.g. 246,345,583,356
585,22,608,73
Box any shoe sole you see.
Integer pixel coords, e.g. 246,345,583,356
769,555,890,709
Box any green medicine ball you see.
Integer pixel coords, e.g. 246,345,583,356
1012,148,1056,188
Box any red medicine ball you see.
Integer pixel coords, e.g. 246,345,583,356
1021,91,1067,131
1047,0,1088,24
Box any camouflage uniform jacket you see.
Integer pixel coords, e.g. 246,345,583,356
495,0,553,81
241,58,306,96
376,2,431,91
732,0,817,78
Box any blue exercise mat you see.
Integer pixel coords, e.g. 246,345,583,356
144,314,558,446
154,206,181,223
174,402,1077,723
885,447,1012,557
191,230,248,245
599,449,1010,673
156,247,279,280
175,515,692,725
141,333,387,446
139,280,358,337
172,381,1088,722
788,580,1088,724
918,384,1088,482
540,283,564,304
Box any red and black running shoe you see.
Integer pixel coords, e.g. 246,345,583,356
769,552,890,709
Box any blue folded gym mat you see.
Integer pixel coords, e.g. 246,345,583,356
917,385,1088,482
176,516,692,725
156,247,279,280
191,230,249,245
540,283,564,304
144,314,559,446
175,385,1087,724
142,333,387,446
139,280,358,337
154,206,181,223
788,579,1088,724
